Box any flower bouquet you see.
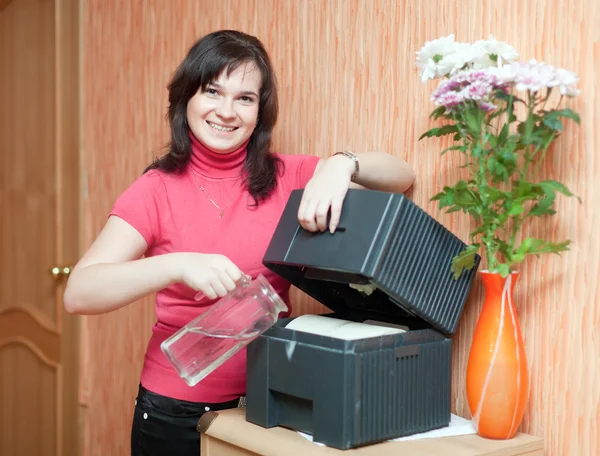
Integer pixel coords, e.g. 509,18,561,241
416,35,581,439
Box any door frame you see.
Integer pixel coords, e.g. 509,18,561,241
56,0,82,454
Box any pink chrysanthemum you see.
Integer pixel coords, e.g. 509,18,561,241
431,69,504,111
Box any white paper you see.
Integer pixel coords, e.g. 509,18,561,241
297,414,476,446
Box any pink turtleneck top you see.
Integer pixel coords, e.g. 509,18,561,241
110,135,320,403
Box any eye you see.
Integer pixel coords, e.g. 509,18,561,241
205,88,219,96
239,96,255,103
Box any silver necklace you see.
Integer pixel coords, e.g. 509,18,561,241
191,172,238,218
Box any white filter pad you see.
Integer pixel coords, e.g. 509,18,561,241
285,315,405,340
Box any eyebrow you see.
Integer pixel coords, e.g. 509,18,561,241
208,82,259,98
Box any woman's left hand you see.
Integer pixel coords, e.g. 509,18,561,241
297,155,356,233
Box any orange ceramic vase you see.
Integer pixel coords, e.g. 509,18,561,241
466,271,529,439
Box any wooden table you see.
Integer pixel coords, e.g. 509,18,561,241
199,408,544,456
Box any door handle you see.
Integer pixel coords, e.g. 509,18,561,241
50,266,73,280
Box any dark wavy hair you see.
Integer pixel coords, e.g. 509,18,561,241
146,30,282,203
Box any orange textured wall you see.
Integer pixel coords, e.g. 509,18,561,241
81,1,599,455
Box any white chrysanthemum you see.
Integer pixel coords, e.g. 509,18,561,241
491,59,581,96
489,64,518,84
416,34,459,81
444,42,487,74
552,68,581,97
473,36,520,68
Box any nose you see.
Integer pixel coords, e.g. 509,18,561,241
215,98,236,120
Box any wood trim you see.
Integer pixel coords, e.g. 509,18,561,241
55,0,82,455
0,337,59,368
0,308,60,365
0,305,58,333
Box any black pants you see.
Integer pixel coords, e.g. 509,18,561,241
131,384,241,456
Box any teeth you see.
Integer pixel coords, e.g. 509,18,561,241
208,122,236,132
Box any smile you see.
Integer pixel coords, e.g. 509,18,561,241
207,121,238,133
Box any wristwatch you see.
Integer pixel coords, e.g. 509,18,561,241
333,150,360,182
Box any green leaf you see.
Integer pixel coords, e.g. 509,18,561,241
529,195,556,217
543,117,564,131
545,108,581,125
496,263,511,277
419,125,459,140
487,187,508,203
514,182,545,203
431,188,457,209
543,131,557,150
471,143,484,157
434,181,481,215
494,90,511,102
539,180,581,202
487,134,498,148
515,238,571,258
487,146,517,182
469,225,486,240
517,112,535,143
499,149,518,177
441,144,468,155
526,180,582,216
495,238,511,259
430,106,447,120
487,109,505,122
493,91,525,105
507,202,525,216
431,191,446,201
518,126,546,146
454,180,469,190
539,240,571,254
498,123,509,144
450,244,480,279
464,108,483,135
511,252,526,264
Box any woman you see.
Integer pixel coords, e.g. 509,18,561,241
64,30,415,456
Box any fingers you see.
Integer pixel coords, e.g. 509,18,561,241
209,277,229,298
187,254,247,301
217,269,237,293
298,195,320,232
212,261,244,297
194,273,240,301
197,283,218,301
315,201,330,232
328,194,345,233
224,265,243,283
298,192,347,233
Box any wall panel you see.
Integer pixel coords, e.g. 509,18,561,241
82,1,599,454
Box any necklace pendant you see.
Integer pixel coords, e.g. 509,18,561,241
219,210,225,218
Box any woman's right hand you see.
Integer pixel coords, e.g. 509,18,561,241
173,253,244,300
64,217,246,315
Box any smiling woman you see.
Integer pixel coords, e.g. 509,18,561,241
145,30,283,205
188,66,261,154
65,29,415,456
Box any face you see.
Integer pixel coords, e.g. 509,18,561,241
187,61,261,154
